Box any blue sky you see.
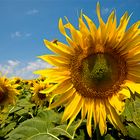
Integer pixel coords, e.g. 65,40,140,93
0,0,140,79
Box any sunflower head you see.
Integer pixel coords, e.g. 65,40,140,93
0,77,19,107
31,81,52,106
35,2,140,137
10,77,22,84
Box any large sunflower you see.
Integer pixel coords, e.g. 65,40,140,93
0,77,18,107
35,3,140,136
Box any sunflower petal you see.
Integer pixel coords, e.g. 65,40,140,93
86,99,93,137
83,14,97,41
109,95,125,114
106,100,127,135
49,88,75,109
125,81,140,94
34,68,70,77
65,21,83,48
61,94,81,122
38,55,69,67
116,12,130,42
67,97,83,129
93,99,100,129
52,80,73,94
44,39,73,57
127,73,140,83
99,100,107,135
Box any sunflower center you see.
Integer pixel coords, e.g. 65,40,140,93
82,53,119,90
38,92,46,100
0,88,6,103
0,92,5,102
71,51,127,98
82,54,113,86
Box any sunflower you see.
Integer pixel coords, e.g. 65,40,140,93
0,77,18,107
35,2,140,137
31,81,51,106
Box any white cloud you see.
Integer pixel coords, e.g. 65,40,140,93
11,31,22,38
101,7,110,15
0,60,20,76
25,33,31,37
26,9,39,15
8,60,20,66
0,59,52,79
11,31,31,38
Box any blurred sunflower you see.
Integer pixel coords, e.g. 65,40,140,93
35,2,140,137
10,77,22,84
0,77,18,107
31,82,51,106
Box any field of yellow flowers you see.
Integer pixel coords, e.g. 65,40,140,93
0,76,140,140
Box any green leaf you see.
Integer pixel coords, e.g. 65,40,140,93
122,99,134,121
105,134,115,140
73,129,85,140
6,110,68,140
122,96,140,128
133,96,140,128
49,125,73,139
126,123,140,140
0,122,16,137
133,111,140,128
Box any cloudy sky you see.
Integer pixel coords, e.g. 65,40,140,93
0,0,140,79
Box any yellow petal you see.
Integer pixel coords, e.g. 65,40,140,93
125,80,140,94
49,88,75,109
79,15,90,36
127,73,140,83
119,36,140,54
96,2,106,43
34,68,70,77
127,52,140,62
86,99,93,137
59,18,67,36
44,39,73,57
52,80,73,94
58,18,77,49
106,10,116,42
81,98,88,119
93,99,100,129
40,83,60,94
109,95,125,114
83,14,97,41
96,2,105,27
61,94,81,122
118,88,130,99
67,96,83,129
73,98,87,132
65,21,83,48
99,100,107,135
106,100,127,135
116,12,130,42
46,76,71,83
117,21,140,52
38,55,69,67
57,41,74,53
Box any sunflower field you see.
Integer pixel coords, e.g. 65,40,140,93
1,2,140,140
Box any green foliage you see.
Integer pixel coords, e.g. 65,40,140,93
1,80,140,140
6,110,72,140
0,83,36,139
126,123,140,140
105,134,115,140
122,94,140,140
